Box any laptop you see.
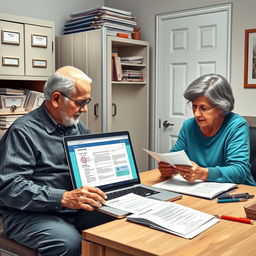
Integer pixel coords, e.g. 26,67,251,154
63,131,182,218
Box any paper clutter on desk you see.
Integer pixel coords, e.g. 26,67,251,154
244,201,256,220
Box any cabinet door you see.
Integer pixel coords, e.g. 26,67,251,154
25,24,53,76
55,33,90,129
86,31,103,133
55,34,74,67
0,20,24,75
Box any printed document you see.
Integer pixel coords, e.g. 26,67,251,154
106,193,218,239
143,149,192,166
153,175,237,199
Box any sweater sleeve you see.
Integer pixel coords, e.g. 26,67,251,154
207,121,255,185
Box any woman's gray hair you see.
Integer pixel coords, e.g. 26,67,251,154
43,73,75,100
184,74,234,115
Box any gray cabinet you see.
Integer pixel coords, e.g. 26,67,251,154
56,29,149,171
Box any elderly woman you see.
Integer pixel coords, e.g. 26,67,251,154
158,74,256,185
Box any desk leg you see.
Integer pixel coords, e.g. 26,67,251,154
82,240,133,256
82,240,104,256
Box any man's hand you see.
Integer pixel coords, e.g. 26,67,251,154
61,186,107,211
158,161,179,178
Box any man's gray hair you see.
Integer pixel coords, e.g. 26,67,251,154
184,74,234,115
43,73,74,100
43,67,92,100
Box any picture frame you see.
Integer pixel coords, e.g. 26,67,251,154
244,29,256,88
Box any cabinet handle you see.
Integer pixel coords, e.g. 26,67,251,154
94,103,99,117
112,103,117,117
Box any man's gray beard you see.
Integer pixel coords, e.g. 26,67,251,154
60,111,80,127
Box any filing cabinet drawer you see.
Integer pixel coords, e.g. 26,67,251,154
0,20,25,76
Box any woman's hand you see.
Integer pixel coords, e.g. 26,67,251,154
158,161,179,178
175,161,208,182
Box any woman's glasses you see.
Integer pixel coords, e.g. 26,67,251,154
187,101,216,114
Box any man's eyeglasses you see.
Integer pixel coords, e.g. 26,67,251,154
187,101,216,114
59,92,91,110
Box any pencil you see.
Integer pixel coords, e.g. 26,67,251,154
215,215,254,224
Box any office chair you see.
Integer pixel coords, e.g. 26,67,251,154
0,219,37,256
249,124,256,181
243,116,256,182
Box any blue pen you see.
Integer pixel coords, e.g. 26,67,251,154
217,198,248,203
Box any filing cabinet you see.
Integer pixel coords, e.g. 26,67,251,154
0,13,55,80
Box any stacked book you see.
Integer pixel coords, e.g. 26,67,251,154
121,56,144,82
63,6,137,37
112,54,145,82
122,69,144,82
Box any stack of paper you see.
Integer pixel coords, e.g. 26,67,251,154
120,56,144,64
63,6,137,37
153,175,237,199
0,115,23,129
106,193,219,239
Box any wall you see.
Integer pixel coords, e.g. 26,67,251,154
1,0,255,115
0,0,104,35
106,0,256,117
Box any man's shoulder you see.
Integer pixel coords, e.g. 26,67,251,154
13,107,40,125
76,120,91,134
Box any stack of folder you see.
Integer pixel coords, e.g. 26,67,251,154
63,6,137,37
0,88,26,113
0,88,44,137
0,115,23,129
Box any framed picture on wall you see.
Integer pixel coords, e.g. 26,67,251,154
244,29,256,88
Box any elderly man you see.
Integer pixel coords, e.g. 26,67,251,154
0,66,114,256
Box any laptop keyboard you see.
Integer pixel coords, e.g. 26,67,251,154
106,186,160,200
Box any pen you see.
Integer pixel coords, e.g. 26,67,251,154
218,193,254,199
217,198,248,203
215,215,254,224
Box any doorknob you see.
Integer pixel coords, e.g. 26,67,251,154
163,120,174,128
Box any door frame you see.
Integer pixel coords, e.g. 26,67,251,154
153,3,232,162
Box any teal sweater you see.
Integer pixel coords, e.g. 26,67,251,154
171,113,256,185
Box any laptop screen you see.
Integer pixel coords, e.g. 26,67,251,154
63,131,140,191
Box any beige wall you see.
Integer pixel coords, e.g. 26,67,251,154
0,0,255,116
106,0,256,116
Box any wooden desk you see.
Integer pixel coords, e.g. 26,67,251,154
82,169,256,256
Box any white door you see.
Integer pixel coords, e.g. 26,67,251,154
155,4,231,154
